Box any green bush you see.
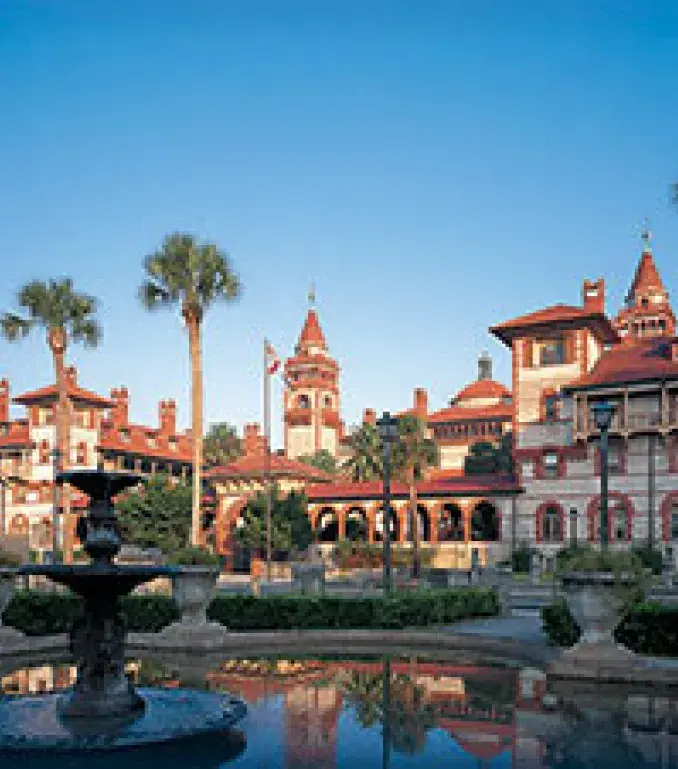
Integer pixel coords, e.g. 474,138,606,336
3,588,498,636
540,599,678,657
167,547,221,567
510,545,534,574
631,546,664,576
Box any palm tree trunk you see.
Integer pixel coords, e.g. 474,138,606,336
49,328,70,564
187,315,203,547
410,468,421,579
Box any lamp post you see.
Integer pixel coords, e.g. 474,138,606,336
592,401,616,549
377,412,399,596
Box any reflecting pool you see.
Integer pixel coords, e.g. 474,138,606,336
2,654,678,768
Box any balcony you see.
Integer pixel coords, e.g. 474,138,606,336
575,399,676,440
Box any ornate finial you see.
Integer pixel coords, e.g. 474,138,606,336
308,282,316,308
640,219,652,252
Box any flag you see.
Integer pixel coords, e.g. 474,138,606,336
265,340,280,375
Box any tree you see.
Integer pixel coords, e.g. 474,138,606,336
1,278,101,563
297,449,337,475
342,422,383,481
204,422,242,468
236,488,312,558
464,432,514,475
139,233,241,547
116,474,191,553
393,414,438,578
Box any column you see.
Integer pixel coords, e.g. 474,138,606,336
462,503,472,543
429,502,439,544
337,507,347,541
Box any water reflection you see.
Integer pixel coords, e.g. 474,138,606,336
3,656,678,767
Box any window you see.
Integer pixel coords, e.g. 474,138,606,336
298,394,311,409
539,338,565,366
324,396,332,408
671,503,678,541
75,442,87,465
544,394,559,422
542,452,559,479
612,501,628,542
542,506,563,542
39,440,50,464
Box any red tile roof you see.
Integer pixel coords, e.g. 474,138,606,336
207,453,333,482
297,309,327,350
629,250,665,296
99,422,193,462
14,382,113,407
0,420,31,449
567,338,678,390
491,305,618,346
428,403,513,424
307,475,521,501
455,379,510,402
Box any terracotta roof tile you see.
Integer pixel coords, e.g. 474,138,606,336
629,250,665,296
0,420,31,449
207,453,333,482
455,379,510,402
491,305,618,346
14,382,113,407
567,338,678,390
297,309,327,351
307,475,520,501
99,423,193,462
428,403,513,424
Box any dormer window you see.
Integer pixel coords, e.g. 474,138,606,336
169,439,178,452
538,337,565,366
147,435,157,448
120,430,130,443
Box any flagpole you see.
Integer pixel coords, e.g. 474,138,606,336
263,337,273,583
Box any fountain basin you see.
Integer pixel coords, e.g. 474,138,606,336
0,687,246,752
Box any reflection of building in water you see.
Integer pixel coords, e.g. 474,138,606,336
1,664,76,695
284,686,342,769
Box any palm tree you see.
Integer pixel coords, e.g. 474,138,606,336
203,422,242,468
393,414,438,579
1,278,101,563
139,233,241,547
342,422,383,482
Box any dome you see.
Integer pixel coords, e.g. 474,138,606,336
455,379,510,403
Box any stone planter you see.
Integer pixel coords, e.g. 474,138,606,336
560,571,639,659
171,567,220,626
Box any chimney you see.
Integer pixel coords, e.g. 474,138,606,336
583,278,605,314
0,379,9,423
478,351,492,381
363,408,376,426
159,399,177,436
65,366,77,387
110,387,129,427
414,388,428,417
244,423,265,457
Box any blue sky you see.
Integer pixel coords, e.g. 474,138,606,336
1,1,677,447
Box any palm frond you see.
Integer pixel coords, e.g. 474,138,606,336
138,280,172,310
0,313,32,341
70,318,102,348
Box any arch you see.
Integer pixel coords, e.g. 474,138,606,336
316,507,339,542
535,501,565,543
438,503,465,542
660,492,678,542
416,504,431,543
374,506,400,543
298,394,311,409
471,501,500,542
9,514,29,536
345,506,369,542
586,493,634,543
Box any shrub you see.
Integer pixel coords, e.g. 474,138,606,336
167,547,221,567
540,599,678,657
631,546,664,576
3,588,498,635
510,545,534,574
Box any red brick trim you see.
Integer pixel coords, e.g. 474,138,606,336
660,492,678,543
586,492,634,542
535,501,565,543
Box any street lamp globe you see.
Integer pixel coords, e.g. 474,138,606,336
376,412,399,444
592,401,615,432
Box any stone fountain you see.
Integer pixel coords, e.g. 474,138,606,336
0,469,246,752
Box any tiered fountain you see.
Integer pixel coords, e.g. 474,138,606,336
0,469,246,752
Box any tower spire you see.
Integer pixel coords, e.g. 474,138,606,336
308,282,316,309
640,219,652,253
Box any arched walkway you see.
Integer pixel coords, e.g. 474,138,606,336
316,507,339,542
415,505,431,543
586,493,634,543
345,507,369,541
471,501,500,542
438,503,465,542
374,506,400,543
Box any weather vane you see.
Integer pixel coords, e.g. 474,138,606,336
638,218,652,251
308,281,316,308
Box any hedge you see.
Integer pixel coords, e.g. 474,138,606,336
2,588,499,636
541,599,678,657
